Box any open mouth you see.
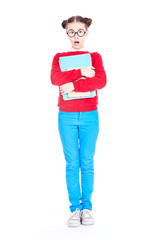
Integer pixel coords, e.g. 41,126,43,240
74,41,80,44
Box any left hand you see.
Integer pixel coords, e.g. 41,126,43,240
60,82,75,95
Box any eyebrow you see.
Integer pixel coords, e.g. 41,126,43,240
67,28,85,32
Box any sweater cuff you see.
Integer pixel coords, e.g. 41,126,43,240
74,68,82,80
73,80,80,92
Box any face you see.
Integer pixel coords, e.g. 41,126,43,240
66,21,88,50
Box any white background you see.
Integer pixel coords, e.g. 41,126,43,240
0,0,160,239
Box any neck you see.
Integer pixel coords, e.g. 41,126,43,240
70,46,85,51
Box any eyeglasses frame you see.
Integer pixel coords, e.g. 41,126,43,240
66,28,86,38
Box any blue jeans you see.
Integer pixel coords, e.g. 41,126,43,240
58,110,99,213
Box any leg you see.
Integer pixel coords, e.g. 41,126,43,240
58,111,82,212
79,110,99,211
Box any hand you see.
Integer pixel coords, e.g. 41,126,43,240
60,82,75,95
81,66,95,78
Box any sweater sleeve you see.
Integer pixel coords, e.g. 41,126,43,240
73,52,107,92
50,53,82,86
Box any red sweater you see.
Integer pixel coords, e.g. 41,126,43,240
50,50,107,112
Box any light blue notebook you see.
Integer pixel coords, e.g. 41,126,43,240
59,53,95,100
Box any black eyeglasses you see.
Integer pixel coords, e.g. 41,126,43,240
67,29,86,38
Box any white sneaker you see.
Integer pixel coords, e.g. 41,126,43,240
67,209,81,227
81,209,95,225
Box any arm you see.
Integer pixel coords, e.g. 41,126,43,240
50,53,82,86
73,52,107,92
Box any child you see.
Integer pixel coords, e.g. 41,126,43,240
50,15,107,227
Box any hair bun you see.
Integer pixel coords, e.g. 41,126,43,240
61,20,67,29
84,17,92,27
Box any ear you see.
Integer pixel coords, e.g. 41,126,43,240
86,30,89,37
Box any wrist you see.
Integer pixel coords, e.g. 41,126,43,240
81,67,85,77
71,82,75,90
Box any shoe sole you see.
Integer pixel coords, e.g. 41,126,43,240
81,220,94,226
68,222,81,227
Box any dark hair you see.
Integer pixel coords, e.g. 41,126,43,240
61,15,92,30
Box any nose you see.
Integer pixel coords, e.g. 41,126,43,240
74,32,80,38
74,34,79,39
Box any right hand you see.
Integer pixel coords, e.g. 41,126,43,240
81,66,95,78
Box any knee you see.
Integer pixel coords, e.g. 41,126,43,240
66,162,79,174
81,160,94,174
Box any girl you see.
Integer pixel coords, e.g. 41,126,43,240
50,15,107,227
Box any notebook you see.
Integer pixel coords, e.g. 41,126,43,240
59,53,96,100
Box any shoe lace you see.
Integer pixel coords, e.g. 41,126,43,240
82,209,92,218
69,209,80,221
